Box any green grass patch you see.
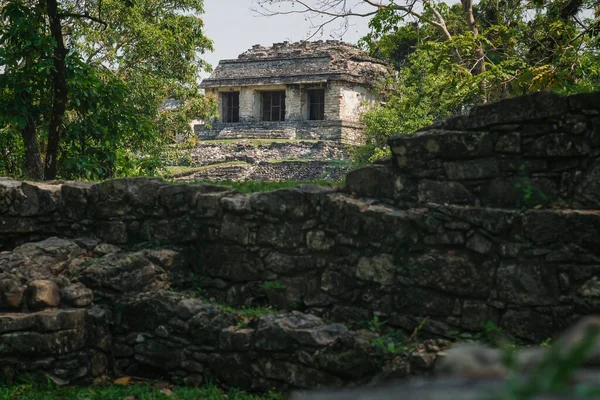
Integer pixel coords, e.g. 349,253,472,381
218,304,280,321
0,382,282,400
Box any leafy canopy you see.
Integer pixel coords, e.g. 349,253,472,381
352,0,600,165
0,0,216,180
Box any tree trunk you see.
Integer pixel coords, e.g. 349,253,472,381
18,89,44,181
21,121,44,181
43,0,68,180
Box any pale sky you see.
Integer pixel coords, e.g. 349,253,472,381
199,0,373,79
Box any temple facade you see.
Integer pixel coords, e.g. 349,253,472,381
198,41,388,144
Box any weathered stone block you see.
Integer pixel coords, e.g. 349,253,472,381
0,278,25,310
61,283,93,308
0,178,21,215
496,260,559,306
18,182,62,217
397,250,494,298
189,311,239,347
460,301,498,331
356,254,395,285
465,233,493,255
418,180,474,205
264,252,316,275
443,159,499,180
219,326,254,351
526,134,590,157
96,221,128,244
306,230,334,251
220,213,251,245
0,329,85,356
423,232,466,245
500,309,565,342
345,165,415,202
495,132,521,153
464,91,569,128
393,287,457,316
569,92,600,113
26,280,60,311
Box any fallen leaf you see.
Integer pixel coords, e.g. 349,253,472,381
114,376,132,385
160,388,174,397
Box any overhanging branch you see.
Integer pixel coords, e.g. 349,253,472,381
58,12,108,29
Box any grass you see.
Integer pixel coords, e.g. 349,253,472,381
0,382,283,400
218,304,280,321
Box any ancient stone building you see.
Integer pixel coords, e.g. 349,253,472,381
198,40,388,144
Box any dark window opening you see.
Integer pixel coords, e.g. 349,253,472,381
262,91,286,121
308,89,325,120
222,92,240,123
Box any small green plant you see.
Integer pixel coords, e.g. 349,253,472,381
262,280,285,290
217,304,278,327
370,335,406,355
368,316,386,332
369,317,428,357
476,321,504,344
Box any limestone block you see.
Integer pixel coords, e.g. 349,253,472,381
0,278,25,310
356,254,395,285
61,283,93,308
443,158,500,180
418,180,474,205
26,280,60,310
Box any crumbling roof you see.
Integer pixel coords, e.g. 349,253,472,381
200,40,388,88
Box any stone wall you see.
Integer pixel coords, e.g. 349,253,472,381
188,140,349,167
196,120,364,143
2,90,600,390
0,237,449,387
387,91,600,209
172,161,349,182
1,174,598,344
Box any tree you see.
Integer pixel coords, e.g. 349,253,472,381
0,0,215,181
253,0,600,165
254,1,489,95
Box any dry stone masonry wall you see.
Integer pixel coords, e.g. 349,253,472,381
173,140,350,182
386,91,600,209
1,91,600,391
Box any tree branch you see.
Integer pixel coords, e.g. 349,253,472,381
58,12,108,29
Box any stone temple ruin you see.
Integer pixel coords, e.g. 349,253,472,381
198,40,387,143
174,41,387,183
1,91,600,397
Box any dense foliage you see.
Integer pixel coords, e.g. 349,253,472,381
354,0,600,164
0,0,216,180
